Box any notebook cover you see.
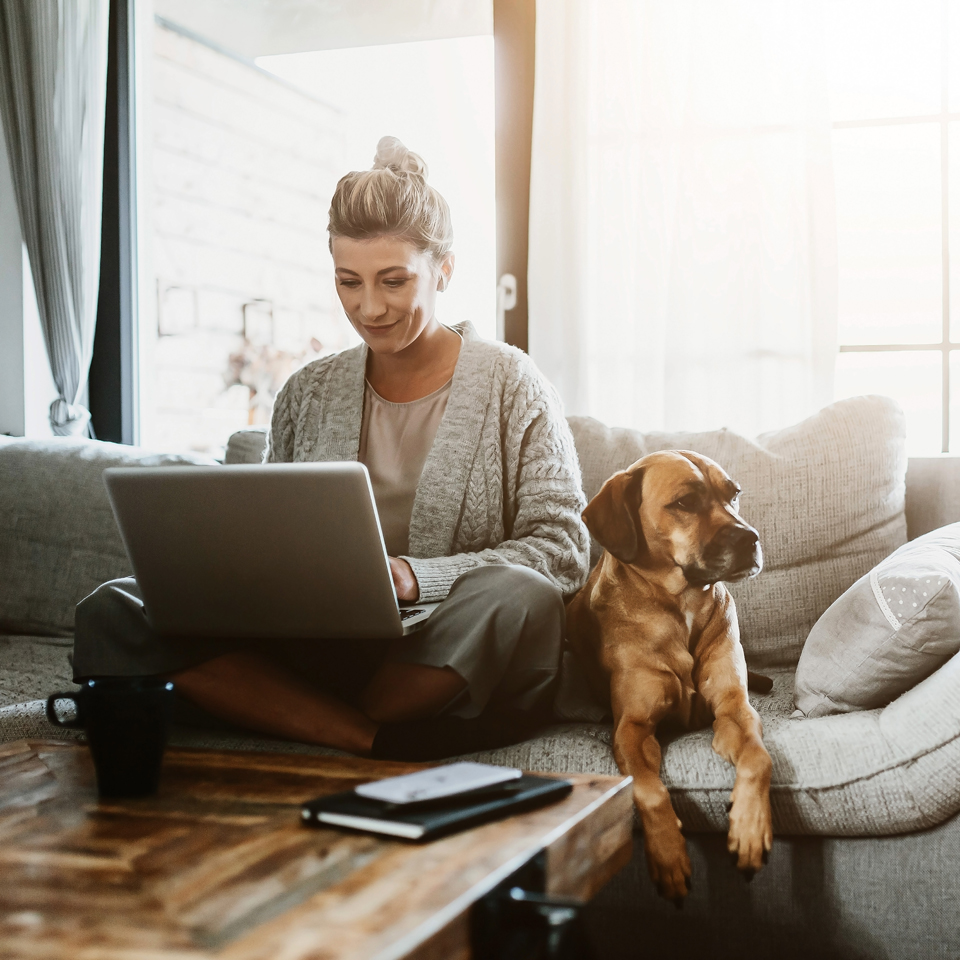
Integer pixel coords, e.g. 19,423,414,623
301,774,573,841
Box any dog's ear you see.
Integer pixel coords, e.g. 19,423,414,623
582,467,645,564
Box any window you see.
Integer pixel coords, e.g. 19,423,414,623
827,0,959,454
136,2,496,458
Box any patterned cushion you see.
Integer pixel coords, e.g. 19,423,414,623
566,395,908,668
0,438,215,636
795,523,960,718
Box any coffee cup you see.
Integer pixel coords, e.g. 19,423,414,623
46,677,176,798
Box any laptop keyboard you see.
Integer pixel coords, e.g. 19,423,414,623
400,608,425,621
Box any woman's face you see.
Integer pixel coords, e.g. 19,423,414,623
332,235,454,356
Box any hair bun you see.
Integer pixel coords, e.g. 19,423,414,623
372,136,428,178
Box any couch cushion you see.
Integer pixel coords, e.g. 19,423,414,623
0,438,216,636
794,523,960,718
468,659,960,837
567,395,908,668
9,657,958,837
0,635,75,709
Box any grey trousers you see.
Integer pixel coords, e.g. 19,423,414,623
72,564,565,720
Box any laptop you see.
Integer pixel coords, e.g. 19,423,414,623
103,463,440,640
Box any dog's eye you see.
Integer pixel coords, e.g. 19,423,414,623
731,494,741,510
670,495,699,512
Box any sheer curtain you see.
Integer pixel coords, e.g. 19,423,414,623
528,0,838,436
0,0,109,436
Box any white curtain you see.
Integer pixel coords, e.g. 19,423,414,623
528,0,838,437
0,0,109,436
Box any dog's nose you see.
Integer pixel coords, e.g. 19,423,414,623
729,525,759,549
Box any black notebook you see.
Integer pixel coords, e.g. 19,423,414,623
301,774,573,840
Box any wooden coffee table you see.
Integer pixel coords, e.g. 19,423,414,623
0,739,632,959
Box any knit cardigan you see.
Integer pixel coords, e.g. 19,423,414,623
264,322,590,602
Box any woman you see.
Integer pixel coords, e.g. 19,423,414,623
73,138,590,760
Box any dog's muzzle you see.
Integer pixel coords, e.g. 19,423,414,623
682,524,763,585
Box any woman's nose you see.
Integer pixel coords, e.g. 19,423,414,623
360,287,387,320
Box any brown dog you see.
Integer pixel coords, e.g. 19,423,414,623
566,450,773,903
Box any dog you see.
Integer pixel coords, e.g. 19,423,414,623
566,450,773,903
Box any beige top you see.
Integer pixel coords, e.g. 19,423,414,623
358,378,453,556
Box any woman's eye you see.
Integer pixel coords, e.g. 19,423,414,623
384,279,408,288
337,279,360,288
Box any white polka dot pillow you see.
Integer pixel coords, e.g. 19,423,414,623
794,523,960,718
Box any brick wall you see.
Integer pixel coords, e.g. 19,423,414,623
143,21,351,456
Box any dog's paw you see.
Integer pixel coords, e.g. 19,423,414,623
727,789,773,876
645,820,692,902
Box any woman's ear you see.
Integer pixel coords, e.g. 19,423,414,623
582,467,645,564
437,253,455,291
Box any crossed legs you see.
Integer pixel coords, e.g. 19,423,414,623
169,653,465,755
73,564,564,756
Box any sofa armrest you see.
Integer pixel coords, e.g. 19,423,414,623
905,457,960,540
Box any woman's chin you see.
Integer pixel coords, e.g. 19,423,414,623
359,319,427,355
356,320,399,348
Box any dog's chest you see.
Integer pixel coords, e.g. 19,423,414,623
666,602,716,726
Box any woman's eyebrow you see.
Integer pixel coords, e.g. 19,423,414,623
334,266,411,276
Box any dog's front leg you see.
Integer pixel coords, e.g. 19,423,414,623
697,639,773,878
611,682,690,903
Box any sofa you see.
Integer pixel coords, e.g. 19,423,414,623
2,394,959,960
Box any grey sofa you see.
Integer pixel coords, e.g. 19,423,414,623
2,394,959,960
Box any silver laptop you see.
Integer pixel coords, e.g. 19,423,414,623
103,463,439,640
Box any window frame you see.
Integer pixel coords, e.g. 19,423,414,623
97,1,534,446
89,0,139,444
834,0,954,452
493,0,536,352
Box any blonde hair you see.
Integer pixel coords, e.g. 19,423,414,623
327,137,454,260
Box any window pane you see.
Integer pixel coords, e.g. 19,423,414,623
834,124,942,346
825,0,941,121
259,38,496,342
835,351,942,455
139,20,495,458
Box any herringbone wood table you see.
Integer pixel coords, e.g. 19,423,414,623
0,739,632,960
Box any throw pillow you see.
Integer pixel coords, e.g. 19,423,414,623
793,523,960,718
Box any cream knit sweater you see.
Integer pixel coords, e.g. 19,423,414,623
265,322,590,602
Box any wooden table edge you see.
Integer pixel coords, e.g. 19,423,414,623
3,739,634,960
378,775,634,960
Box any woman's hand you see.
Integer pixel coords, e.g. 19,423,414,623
389,557,420,603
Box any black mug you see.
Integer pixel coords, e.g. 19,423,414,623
46,677,176,798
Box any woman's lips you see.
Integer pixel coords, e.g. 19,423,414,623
363,319,401,335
